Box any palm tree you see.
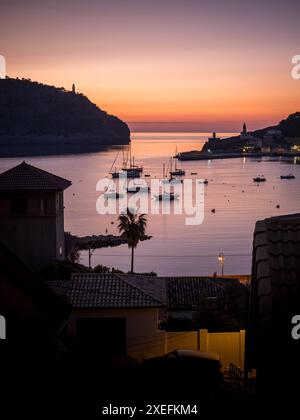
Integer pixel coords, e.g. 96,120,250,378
118,208,147,273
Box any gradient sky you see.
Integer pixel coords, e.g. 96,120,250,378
1,0,300,131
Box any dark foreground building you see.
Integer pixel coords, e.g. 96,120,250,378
248,213,300,403
0,161,71,271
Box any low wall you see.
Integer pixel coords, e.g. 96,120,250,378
131,329,245,370
166,331,199,352
199,329,245,370
165,330,245,370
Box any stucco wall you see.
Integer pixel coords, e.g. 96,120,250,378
70,308,166,361
70,308,245,368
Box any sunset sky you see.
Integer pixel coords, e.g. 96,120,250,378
1,0,300,132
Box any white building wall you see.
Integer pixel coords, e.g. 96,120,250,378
70,307,166,361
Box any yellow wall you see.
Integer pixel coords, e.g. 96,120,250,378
70,309,245,368
166,331,198,353
166,329,245,370
199,329,245,370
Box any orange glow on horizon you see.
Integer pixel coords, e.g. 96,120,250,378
2,1,300,131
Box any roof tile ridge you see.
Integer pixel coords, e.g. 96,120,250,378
115,274,164,306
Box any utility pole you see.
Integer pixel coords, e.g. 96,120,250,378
88,247,95,269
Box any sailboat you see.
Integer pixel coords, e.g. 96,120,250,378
103,185,123,199
104,190,124,199
122,144,143,173
253,175,266,183
162,159,182,183
126,179,150,193
155,192,179,201
280,173,295,179
170,149,185,176
110,148,141,178
156,162,179,200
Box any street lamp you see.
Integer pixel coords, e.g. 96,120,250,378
218,253,225,277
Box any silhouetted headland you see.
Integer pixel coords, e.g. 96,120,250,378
178,113,300,160
0,77,130,156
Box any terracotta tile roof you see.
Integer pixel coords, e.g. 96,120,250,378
118,274,168,305
249,213,300,367
165,276,225,310
0,161,71,191
47,273,164,309
117,275,226,310
48,274,226,311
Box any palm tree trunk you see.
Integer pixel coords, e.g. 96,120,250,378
130,246,134,273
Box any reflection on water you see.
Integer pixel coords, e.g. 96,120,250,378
1,132,300,276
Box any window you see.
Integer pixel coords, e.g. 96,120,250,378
11,197,28,215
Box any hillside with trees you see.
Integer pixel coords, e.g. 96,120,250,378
0,77,130,155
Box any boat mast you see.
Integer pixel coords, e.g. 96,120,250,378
109,150,120,174
129,143,132,168
122,146,126,167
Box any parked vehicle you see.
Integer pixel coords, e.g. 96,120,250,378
142,349,223,398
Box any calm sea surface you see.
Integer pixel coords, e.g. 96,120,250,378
1,132,300,276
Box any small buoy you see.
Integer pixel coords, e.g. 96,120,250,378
111,221,114,224
276,204,280,209
211,208,216,213
242,190,245,193
72,193,75,196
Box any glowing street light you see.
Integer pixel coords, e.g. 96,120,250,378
218,253,225,277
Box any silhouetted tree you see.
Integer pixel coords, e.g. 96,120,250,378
118,208,147,273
